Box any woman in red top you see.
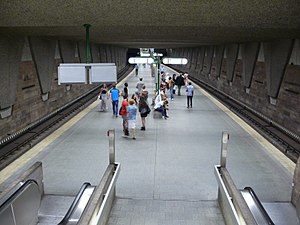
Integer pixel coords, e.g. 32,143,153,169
119,95,129,136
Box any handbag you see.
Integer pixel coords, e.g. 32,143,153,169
141,108,147,114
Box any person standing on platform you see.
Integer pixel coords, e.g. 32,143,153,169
119,95,129,136
139,85,150,130
127,99,138,139
135,64,139,76
172,74,177,95
99,84,108,111
175,73,185,96
123,82,128,97
186,82,194,108
110,84,120,117
136,77,144,95
168,76,175,101
183,72,189,86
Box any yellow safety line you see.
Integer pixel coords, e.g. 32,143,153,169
0,71,134,184
192,81,295,174
0,102,99,183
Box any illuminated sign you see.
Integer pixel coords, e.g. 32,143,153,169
162,57,188,65
128,57,154,64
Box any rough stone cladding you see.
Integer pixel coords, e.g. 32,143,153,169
186,55,300,137
0,57,97,140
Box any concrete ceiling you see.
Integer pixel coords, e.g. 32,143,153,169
0,0,300,48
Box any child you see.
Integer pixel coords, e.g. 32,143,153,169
127,99,138,139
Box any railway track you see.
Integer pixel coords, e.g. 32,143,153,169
0,65,133,170
187,73,300,163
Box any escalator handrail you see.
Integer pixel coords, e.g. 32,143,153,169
0,179,39,209
244,187,275,225
58,182,92,225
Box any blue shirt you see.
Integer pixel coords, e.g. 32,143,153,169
127,105,137,120
186,85,194,96
110,88,119,101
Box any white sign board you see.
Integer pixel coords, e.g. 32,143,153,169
128,57,154,64
58,63,117,85
58,64,87,85
90,64,117,84
162,57,188,65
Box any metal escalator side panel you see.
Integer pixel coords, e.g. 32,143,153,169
241,187,274,225
58,183,95,225
0,180,41,225
0,205,15,225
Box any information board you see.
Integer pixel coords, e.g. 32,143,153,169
90,64,117,84
58,63,117,85
58,64,87,85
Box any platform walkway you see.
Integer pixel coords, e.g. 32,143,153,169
0,65,297,224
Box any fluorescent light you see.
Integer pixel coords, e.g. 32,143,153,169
162,57,188,65
128,57,154,64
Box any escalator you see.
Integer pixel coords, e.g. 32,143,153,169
0,179,95,225
240,187,275,225
58,182,95,225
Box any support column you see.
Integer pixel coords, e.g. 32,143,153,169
226,44,239,84
197,47,206,73
78,41,86,63
264,39,294,104
106,45,112,63
192,48,200,71
242,42,260,93
29,36,56,101
58,40,76,63
203,46,214,76
91,44,100,63
0,35,24,118
215,45,225,79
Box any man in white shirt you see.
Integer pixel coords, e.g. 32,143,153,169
136,77,144,94
186,82,194,108
154,98,168,119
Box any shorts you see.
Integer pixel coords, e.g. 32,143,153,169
128,120,136,129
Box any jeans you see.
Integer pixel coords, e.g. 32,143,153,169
112,100,119,116
177,85,182,95
187,96,193,108
155,107,167,117
122,115,129,135
170,87,174,99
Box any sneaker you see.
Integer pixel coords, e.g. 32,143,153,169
133,137,136,140
141,127,145,131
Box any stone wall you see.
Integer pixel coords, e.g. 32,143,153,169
0,58,96,139
0,37,128,140
174,43,300,137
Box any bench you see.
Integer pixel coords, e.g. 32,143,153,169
153,110,163,119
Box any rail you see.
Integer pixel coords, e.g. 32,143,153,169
214,165,258,225
169,66,300,162
58,182,96,225
78,129,120,225
0,64,133,168
241,187,275,225
0,179,41,225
